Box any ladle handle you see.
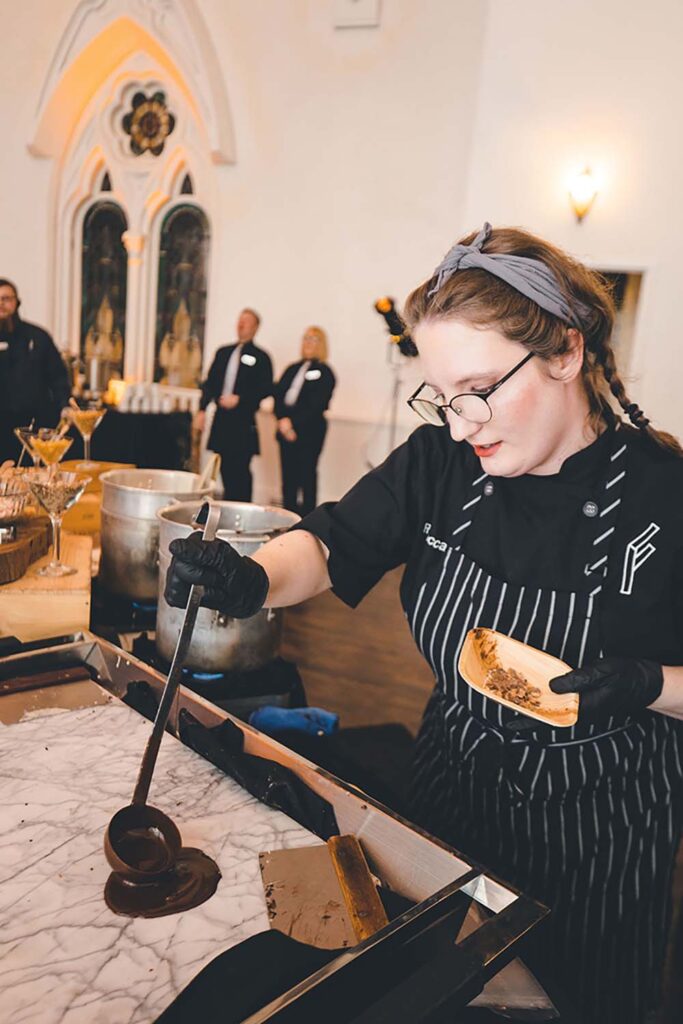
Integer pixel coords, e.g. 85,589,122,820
132,501,220,807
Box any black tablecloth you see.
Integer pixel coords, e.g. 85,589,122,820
68,410,192,470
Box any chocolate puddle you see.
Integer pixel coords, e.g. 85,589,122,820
105,848,221,918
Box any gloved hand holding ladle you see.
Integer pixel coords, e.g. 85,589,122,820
104,501,222,906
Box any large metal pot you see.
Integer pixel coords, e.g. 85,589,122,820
99,470,218,599
156,500,300,672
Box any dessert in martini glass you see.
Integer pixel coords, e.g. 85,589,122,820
14,426,73,475
69,400,106,470
27,469,90,577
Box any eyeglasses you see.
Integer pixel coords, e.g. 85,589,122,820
407,351,535,426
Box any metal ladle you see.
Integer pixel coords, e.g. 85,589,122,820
104,500,221,883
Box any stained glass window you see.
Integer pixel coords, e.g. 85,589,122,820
122,91,175,157
154,204,210,387
80,201,128,375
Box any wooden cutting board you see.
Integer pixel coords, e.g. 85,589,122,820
0,519,51,585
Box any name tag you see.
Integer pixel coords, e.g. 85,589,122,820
0,341,8,351
241,353,256,366
305,368,321,381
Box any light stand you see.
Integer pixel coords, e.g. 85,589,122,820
387,339,405,456
369,296,418,465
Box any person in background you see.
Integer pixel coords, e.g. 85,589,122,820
0,279,70,463
195,308,273,501
166,223,683,1023
273,326,336,515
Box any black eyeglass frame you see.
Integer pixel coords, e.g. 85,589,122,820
407,351,535,425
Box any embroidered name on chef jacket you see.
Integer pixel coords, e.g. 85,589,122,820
423,522,450,553
620,522,660,596
241,353,256,366
305,368,321,381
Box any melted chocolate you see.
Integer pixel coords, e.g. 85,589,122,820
105,848,221,918
112,826,175,874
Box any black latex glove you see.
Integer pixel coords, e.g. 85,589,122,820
506,656,664,732
164,532,269,618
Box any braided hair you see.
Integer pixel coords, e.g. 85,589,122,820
573,284,679,452
403,226,682,457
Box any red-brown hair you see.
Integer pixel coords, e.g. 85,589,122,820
404,226,681,456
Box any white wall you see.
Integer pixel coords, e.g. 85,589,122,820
1,0,681,502
0,0,487,499
196,0,487,423
461,0,683,436
0,2,72,327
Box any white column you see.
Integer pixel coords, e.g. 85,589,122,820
122,231,147,382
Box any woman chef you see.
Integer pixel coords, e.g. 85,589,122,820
165,223,683,1024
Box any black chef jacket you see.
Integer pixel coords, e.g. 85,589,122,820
0,315,70,422
300,422,683,1024
299,423,683,668
200,341,273,457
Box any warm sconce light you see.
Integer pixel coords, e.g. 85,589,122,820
568,167,598,223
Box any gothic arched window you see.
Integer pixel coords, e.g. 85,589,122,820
80,201,128,375
154,203,210,388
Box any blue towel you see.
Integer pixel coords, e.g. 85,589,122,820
249,705,339,738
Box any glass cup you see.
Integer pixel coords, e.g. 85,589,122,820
14,426,73,475
70,402,106,470
27,469,90,577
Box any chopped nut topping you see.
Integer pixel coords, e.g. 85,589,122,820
484,666,542,711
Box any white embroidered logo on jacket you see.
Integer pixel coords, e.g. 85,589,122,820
620,522,660,596
423,522,450,553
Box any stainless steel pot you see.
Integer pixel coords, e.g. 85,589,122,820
156,500,300,672
99,470,218,599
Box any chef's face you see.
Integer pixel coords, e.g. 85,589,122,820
413,318,585,477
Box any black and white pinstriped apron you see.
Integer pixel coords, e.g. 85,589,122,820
409,433,682,1024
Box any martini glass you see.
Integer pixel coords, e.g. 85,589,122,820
27,469,90,577
14,426,41,467
14,426,73,476
69,401,106,470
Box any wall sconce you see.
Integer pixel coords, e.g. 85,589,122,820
568,167,598,223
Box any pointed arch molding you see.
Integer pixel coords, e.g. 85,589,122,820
30,0,235,165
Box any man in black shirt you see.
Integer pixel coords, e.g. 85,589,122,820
195,309,273,501
0,279,71,463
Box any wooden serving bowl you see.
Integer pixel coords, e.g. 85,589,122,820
458,627,579,727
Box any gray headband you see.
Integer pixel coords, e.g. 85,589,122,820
428,222,589,329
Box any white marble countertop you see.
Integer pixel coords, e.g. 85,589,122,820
0,695,321,1023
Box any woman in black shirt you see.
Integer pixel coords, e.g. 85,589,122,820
165,223,683,1023
273,326,336,515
